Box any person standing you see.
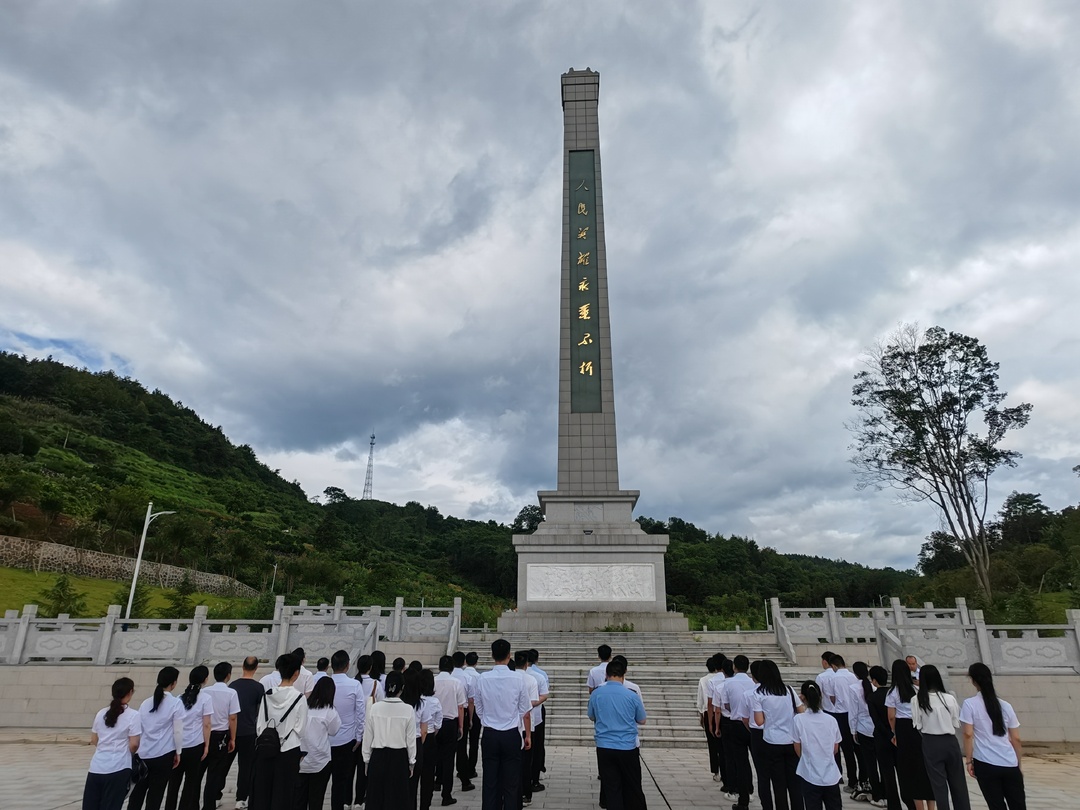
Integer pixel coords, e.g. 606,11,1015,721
314,658,331,684
83,677,140,810
201,662,240,810
297,677,342,810
251,653,308,810
362,671,417,810
463,652,483,780
260,647,315,696
513,651,541,807
960,663,1026,810
723,655,756,810
707,654,731,792
587,657,646,810
229,656,265,810
129,667,184,810
866,666,910,810
434,655,468,806
166,666,212,810
698,656,724,784
848,662,883,806
417,668,443,810
913,665,970,810
792,681,842,810
451,651,475,791
886,659,934,810
750,659,802,810
587,645,613,694
825,655,860,793
526,649,548,784
328,650,366,810
354,653,376,804
474,639,532,810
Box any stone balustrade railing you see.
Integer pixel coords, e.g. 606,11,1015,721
0,595,462,666
771,597,1080,676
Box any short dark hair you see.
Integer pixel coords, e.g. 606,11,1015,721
832,654,846,668
821,650,836,664
439,655,455,673
491,639,511,661
514,650,529,668
242,656,259,673
331,650,350,673
316,657,330,672
605,658,627,679
392,657,406,672
733,655,749,672
527,649,539,664
276,653,301,681
452,651,466,667
597,644,612,661
465,652,478,666
213,662,232,682
408,660,423,673
292,647,306,662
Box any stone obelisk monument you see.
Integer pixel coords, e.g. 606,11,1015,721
499,69,687,633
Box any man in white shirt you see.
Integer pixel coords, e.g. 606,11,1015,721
514,651,543,806
451,651,477,792
328,649,366,810
524,649,549,796
474,640,532,810
462,652,483,780
723,655,756,810
827,655,861,791
260,646,315,696
527,649,549,784
202,661,241,810
587,644,613,694
434,655,468,806
697,655,725,784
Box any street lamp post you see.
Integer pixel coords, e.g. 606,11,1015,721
126,501,176,619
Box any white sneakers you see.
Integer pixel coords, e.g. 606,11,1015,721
713,774,723,783
235,802,248,810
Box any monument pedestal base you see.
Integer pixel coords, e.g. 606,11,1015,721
497,610,688,633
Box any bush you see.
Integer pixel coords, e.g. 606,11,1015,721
38,573,89,618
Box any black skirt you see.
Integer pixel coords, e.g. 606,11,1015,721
366,747,411,810
894,717,934,801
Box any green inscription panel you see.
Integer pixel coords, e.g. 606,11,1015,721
568,150,602,413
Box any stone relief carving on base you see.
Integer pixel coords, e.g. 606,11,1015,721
527,563,655,602
573,503,604,522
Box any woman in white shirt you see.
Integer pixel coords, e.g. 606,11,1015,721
129,666,183,810
960,663,1025,810
792,680,842,810
417,668,443,810
253,653,309,810
297,676,342,810
847,661,883,805
363,671,417,810
750,660,802,810
83,677,141,810
912,665,969,810
354,653,377,805
885,659,934,810
166,665,212,810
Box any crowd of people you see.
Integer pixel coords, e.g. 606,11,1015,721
697,649,1027,810
79,640,1027,810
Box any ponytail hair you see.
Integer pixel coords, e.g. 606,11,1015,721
968,662,1006,736
105,677,135,728
355,654,371,686
852,660,873,704
800,680,823,713
152,666,180,713
384,670,404,698
181,665,209,710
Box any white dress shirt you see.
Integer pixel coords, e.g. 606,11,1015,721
829,668,859,714
261,666,315,696
848,682,875,738
299,706,342,774
474,665,532,732
912,691,960,735
434,672,467,723
885,686,914,720
178,691,213,749
724,673,756,720
587,662,609,691
362,697,417,765
750,688,799,745
89,706,142,774
697,673,716,714
203,681,241,733
420,695,442,735
526,668,548,727
329,672,367,747
136,693,183,759
959,696,1020,767
793,710,842,786
519,669,540,732
706,673,726,717
816,669,836,712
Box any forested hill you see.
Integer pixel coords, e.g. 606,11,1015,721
0,351,923,626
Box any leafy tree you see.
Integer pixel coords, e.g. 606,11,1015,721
0,456,40,513
511,504,543,534
323,486,350,504
850,324,1032,600
917,531,969,576
159,573,196,618
995,492,1052,548
38,573,89,618
112,581,152,617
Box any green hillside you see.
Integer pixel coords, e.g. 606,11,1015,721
0,351,1075,629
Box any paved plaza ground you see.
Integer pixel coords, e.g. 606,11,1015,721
1,730,1076,810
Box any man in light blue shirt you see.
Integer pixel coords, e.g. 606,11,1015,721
587,658,646,810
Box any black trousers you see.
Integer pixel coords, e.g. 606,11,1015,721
366,747,411,810
468,712,482,775
296,762,333,810
826,711,858,786
234,735,256,802
82,768,130,810
353,746,367,806
529,720,545,787
419,734,439,810
437,718,459,802
760,739,802,810
703,713,724,779
800,779,842,810
165,744,205,810
873,732,914,810
894,718,934,802
201,730,231,810
749,728,773,810
724,718,753,808
251,747,301,810
457,710,473,781
128,752,175,810
330,742,357,810
520,733,534,801
481,727,522,810
536,704,546,774
921,733,972,810
854,732,882,800
972,759,1026,810
595,747,645,810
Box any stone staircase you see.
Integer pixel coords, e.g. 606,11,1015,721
456,630,821,749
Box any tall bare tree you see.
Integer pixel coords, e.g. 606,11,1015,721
849,324,1032,601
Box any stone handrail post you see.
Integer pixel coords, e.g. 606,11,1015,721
825,598,840,642
972,609,994,672
447,597,462,655
276,605,294,658
97,605,122,665
392,597,404,642
333,596,344,621
890,597,904,626
956,597,969,625
273,595,285,622
185,605,208,665
770,598,797,664
1066,610,1080,672
874,616,903,667
8,604,37,665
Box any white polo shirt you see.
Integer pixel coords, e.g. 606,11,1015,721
89,706,142,774
959,695,1020,767
750,688,799,744
793,710,842,786
203,682,241,733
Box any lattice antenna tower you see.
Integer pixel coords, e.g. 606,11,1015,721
362,433,375,500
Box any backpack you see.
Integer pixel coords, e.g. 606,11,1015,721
255,691,304,760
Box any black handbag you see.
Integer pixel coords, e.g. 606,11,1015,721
130,753,149,787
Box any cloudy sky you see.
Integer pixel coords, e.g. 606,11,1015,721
3,2,1079,570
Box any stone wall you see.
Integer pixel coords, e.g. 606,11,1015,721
0,535,258,598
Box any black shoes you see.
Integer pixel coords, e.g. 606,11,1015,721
460,782,475,792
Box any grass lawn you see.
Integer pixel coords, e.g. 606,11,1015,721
0,566,253,618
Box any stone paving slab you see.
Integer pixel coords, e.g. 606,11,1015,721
0,732,1075,810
